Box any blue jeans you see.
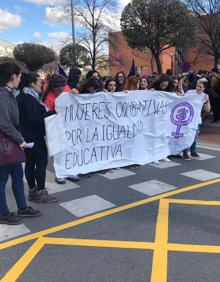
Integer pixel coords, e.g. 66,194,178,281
0,163,27,216
183,124,201,156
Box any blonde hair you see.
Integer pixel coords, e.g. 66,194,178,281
198,78,208,84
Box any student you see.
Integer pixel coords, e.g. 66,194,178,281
170,76,185,96
0,63,41,225
182,80,211,160
79,77,99,94
124,76,139,91
150,75,172,164
42,74,80,184
115,71,126,92
86,70,103,91
67,66,81,90
150,75,171,91
42,74,70,111
105,78,117,93
139,76,149,90
17,72,57,203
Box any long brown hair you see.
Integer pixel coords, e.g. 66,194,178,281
42,74,67,102
124,76,139,90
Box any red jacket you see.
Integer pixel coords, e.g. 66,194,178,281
44,85,71,111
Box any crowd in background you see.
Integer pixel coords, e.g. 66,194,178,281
0,60,219,225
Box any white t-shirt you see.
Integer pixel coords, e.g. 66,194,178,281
185,89,206,124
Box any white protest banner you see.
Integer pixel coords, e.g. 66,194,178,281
54,90,204,178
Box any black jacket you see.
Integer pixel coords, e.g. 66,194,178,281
0,87,23,145
17,93,54,142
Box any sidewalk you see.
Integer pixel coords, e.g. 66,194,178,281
199,125,220,148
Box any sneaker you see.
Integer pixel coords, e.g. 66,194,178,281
0,212,23,225
162,158,171,162
67,175,80,182
153,160,160,164
34,189,58,203
182,155,191,161
17,207,42,218
28,187,37,201
55,177,66,185
191,152,200,158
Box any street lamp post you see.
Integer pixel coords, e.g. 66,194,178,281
71,0,75,45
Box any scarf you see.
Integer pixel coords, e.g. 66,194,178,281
23,87,47,110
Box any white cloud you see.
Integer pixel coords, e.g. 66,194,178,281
0,9,22,32
118,0,130,9
44,6,69,26
45,32,72,52
33,31,42,42
43,1,126,31
74,7,121,32
100,8,121,31
23,0,63,5
48,31,71,42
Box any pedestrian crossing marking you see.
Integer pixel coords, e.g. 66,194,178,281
59,195,116,217
181,169,220,181
192,152,215,161
98,168,136,180
0,224,30,243
129,180,176,196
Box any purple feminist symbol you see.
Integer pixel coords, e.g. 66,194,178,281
170,102,194,139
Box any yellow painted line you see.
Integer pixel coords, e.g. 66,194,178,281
0,238,45,282
168,243,220,254
166,198,220,206
1,178,220,251
151,200,169,282
43,237,155,250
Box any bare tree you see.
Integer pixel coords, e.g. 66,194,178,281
187,0,220,68
66,0,117,70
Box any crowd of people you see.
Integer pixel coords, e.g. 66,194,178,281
0,61,219,225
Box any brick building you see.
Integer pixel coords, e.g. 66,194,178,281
108,29,214,76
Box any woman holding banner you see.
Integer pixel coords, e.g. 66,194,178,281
139,76,149,90
105,78,117,93
42,74,80,184
17,72,58,203
182,80,211,160
149,75,172,164
115,71,126,92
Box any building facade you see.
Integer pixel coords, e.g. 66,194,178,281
108,30,214,76
0,39,16,58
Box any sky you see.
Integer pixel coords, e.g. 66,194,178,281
0,0,128,50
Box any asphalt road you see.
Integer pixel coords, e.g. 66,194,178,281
1,145,220,282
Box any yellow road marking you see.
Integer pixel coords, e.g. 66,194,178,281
151,200,169,282
2,191,220,282
167,198,220,206
1,178,220,251
168,243,220,253
0,238,45,282
44,237,155,250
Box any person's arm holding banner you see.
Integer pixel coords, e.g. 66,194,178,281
203,94,211,112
